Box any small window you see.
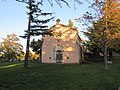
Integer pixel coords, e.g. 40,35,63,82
49,57,51,59
67,57,69,60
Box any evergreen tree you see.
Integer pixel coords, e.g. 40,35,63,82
16,0,54,67
17,0,54,38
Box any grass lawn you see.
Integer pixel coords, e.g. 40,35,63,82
0,58,120,90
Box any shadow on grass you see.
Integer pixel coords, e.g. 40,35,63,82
0,60,120,90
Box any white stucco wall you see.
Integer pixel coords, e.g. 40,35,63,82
42,23,82,64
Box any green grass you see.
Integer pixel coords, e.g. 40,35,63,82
0,59,120,90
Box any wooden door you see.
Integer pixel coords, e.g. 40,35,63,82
56,50,62,63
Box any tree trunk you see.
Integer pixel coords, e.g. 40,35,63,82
104,43,108,70
24,0,32,68
104,0,109,70
24,19,31,68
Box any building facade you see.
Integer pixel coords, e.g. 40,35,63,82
42,21,84,64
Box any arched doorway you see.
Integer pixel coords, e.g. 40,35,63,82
56,50,62,63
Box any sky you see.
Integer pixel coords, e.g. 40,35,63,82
0,0,91,51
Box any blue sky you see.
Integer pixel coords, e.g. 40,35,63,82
0,0,91,50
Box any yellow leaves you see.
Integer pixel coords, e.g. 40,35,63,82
104,0,120,43
5,34,19,42
29,51,39,60
108,32,120,48
106,0,120,25
68,19,74,27
111,32,120,40
1,34,23,59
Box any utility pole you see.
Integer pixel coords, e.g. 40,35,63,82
104,0,109,70
24,0,32,68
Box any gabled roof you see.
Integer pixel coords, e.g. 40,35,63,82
49,22,78,32
47,20,83,43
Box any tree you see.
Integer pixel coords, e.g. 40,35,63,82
0,42,4,60
16,0,54,68
103,0,120,70
30,38,43,62
17,51,25,60
15,0,84,68
0,34,23,61
109,32,120,54
29,51,39,60
68,19,74,27
84,20,104,56
76,0,120,70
